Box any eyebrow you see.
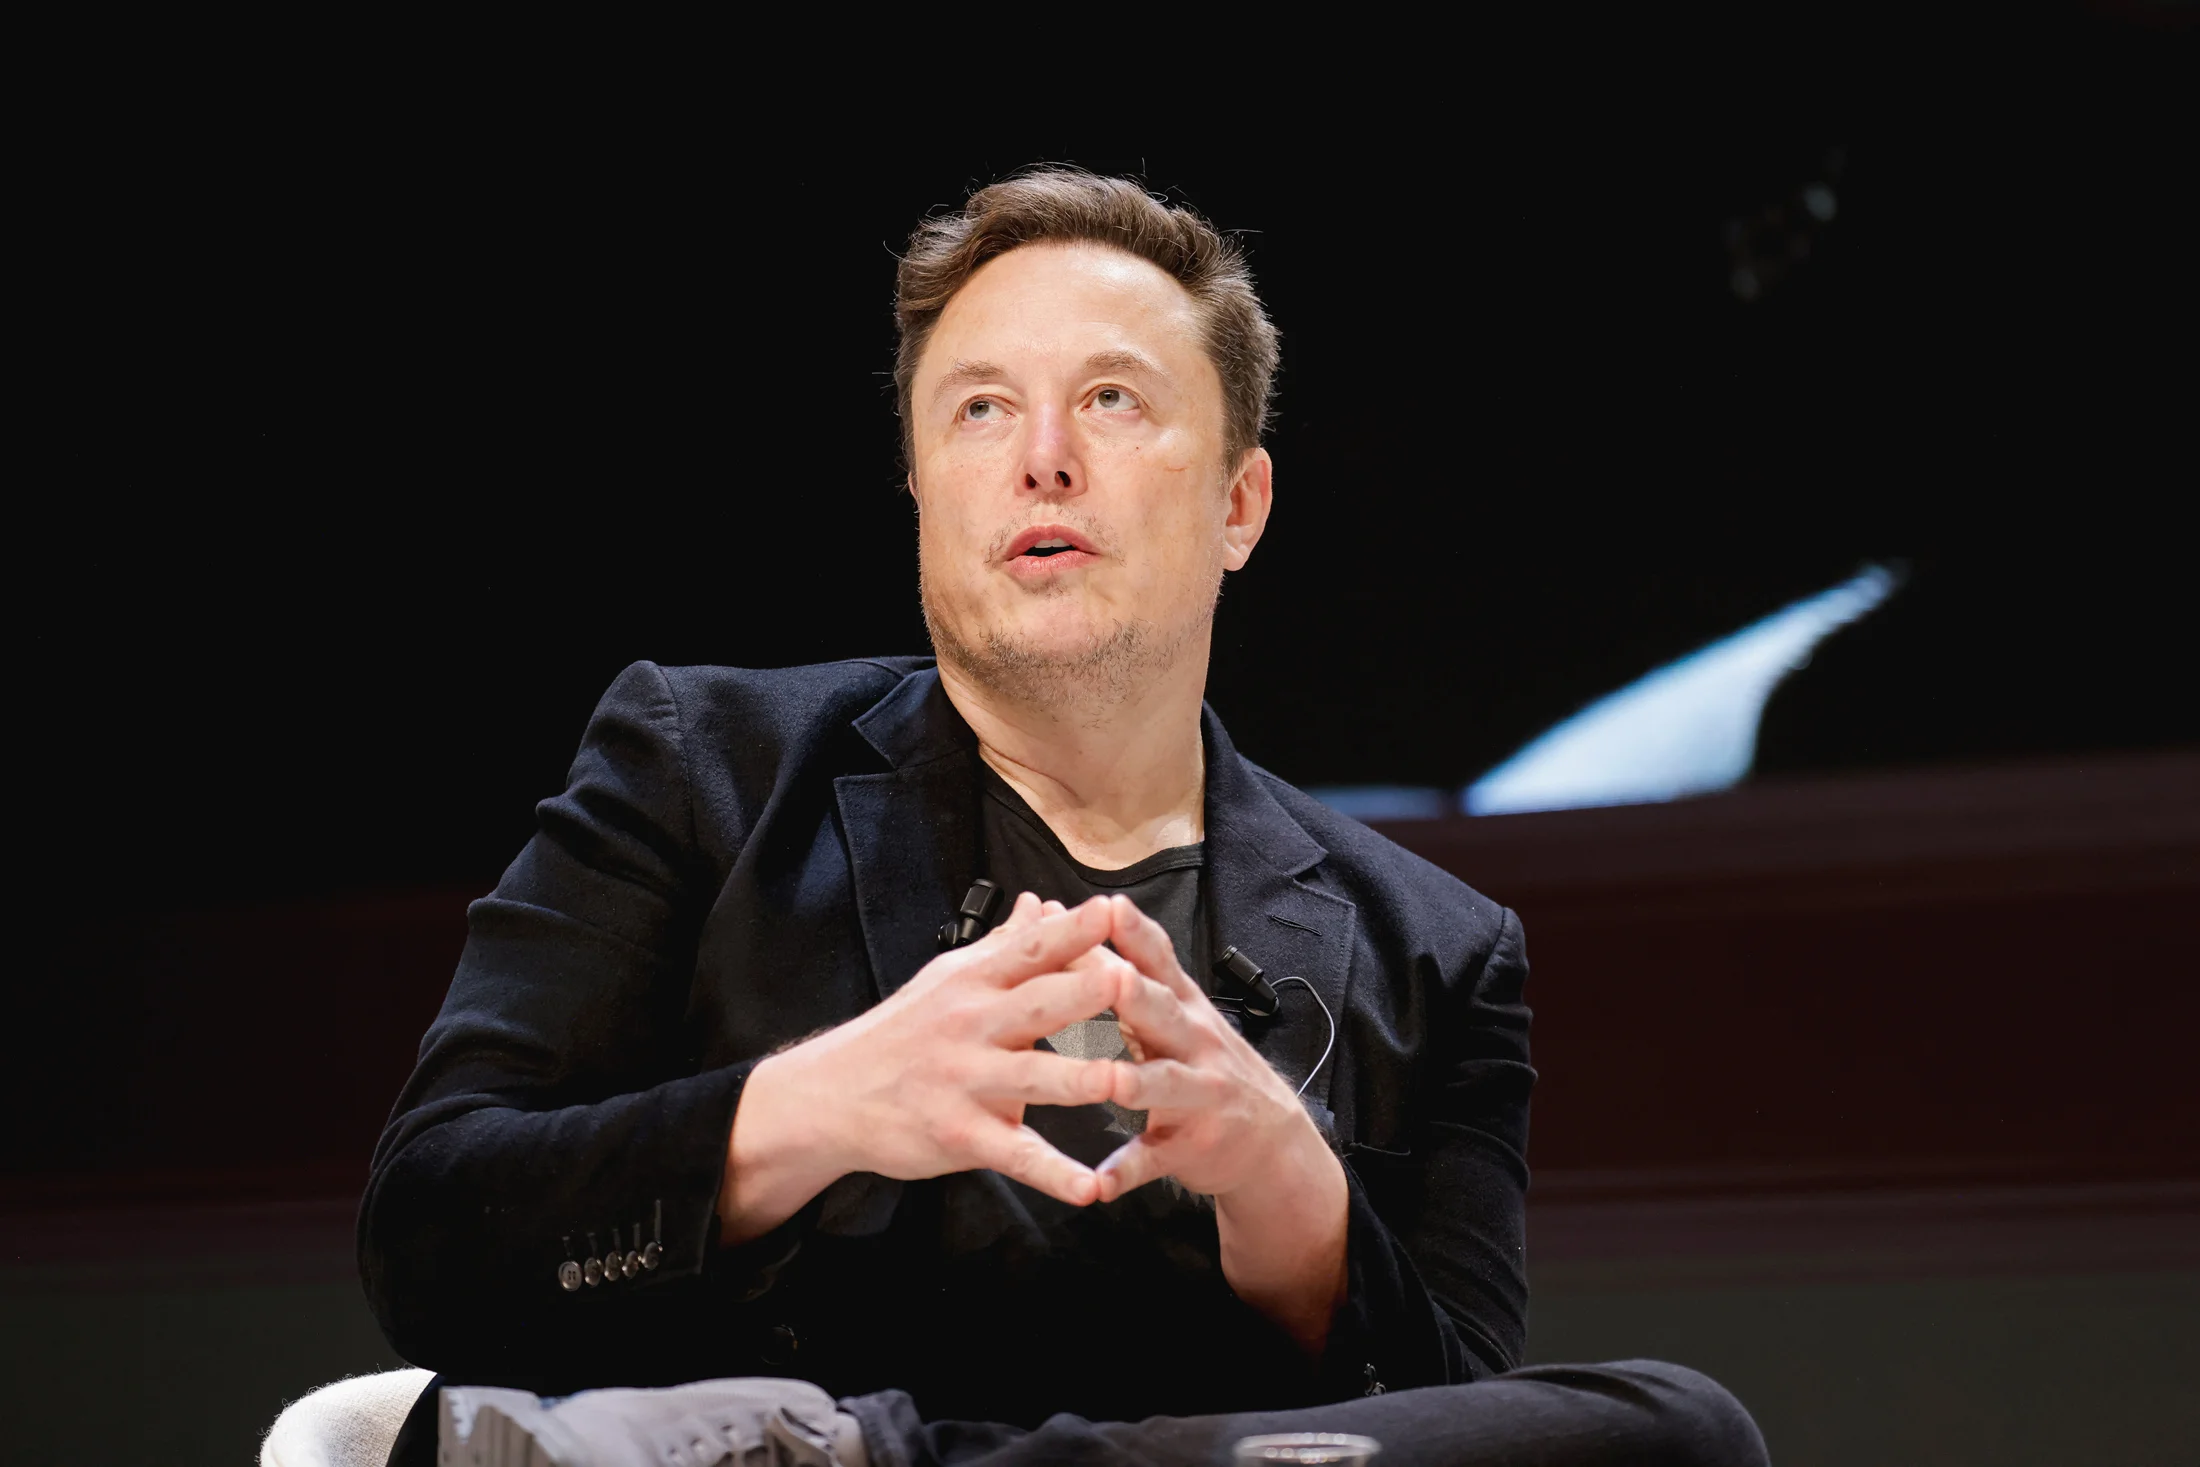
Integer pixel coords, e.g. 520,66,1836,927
1083,349,1168,381
929,360,1009,407
928,350,1173,408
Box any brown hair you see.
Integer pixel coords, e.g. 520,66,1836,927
893,168,1279,473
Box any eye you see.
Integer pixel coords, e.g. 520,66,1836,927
961,398,999,422
1092,387,1140,411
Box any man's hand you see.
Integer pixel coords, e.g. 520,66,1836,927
1092,895,1352,1354
1090,894,1325,1200
721,893,1121,1243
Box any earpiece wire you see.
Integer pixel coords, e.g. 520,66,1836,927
1270,976,1336,1097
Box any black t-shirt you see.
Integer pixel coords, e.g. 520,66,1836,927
976,764,1212,1158
843,763,1313,1427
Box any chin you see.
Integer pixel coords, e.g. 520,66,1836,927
987,610,1127,668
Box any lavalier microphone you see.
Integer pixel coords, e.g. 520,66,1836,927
938,878,1003,950
1212,946,1335,1096
1212,945,1281,1019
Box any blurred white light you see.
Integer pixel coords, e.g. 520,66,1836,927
1307,785,1451,822
1802,184,1838,222
1464,565,1898,816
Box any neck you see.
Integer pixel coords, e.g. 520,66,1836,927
937,639,1210,870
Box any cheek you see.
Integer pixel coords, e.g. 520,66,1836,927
1104,423,1202,497
914,479,1003,605
1146,423,1202,479
1128,491,1228,592
917,505,977,584
920,435,1016,519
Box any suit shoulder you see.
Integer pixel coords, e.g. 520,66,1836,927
647,657,930,746
622,659,930,846
1251,766,1509,938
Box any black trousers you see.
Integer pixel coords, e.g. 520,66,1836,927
390,1360,1765,1467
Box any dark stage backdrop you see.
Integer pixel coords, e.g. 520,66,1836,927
12,21,2199,1466
19,10,2196,1180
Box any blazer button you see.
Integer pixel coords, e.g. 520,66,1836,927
584,1257,603,1287
558,1261,583,1292
641,1241,663,1271
625,1249,643,1276
762,1324,799,1367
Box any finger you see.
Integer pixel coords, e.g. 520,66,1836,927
963,897,1113,987
965,1115,1099,1207
1065,942,1118,974
995,890,1044,932
1106,896,1204,1002
1112,971,1209,1059
1094,1135,1169,1202
988,965,1122,1047
969,1047,1114,1106
1111,1057,1228,1112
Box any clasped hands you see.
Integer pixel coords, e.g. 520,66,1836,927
752,891,1328,1208
724,891,1349,1347
730,886,1351,1210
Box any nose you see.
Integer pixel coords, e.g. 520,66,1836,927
1019,404,1083,497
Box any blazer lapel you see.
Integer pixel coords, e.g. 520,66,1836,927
1201,707,1356,1115
835,668,982,1003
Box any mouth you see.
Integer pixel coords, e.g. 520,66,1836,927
1003,525,1102,578
1006,525,1100,561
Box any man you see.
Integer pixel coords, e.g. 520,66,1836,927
363,169,1765,1466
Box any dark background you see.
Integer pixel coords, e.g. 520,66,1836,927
34,6,2191,919
10,8,2199,1463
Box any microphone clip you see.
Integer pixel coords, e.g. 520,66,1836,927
1213,945,1280,1019
938,878,1003,951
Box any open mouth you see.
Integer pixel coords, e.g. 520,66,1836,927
1005,526,1100,566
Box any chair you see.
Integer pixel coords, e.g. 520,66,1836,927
261,1368,433,1467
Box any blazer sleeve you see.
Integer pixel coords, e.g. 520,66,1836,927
358,661,781,1383
1315,905,1533,1398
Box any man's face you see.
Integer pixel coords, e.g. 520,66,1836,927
909,242,1269,701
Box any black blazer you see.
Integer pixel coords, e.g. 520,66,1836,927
359,659,1533,1426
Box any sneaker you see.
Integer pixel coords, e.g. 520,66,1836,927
436,1377,866,1467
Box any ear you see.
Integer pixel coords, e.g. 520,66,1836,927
1220,447,1274,572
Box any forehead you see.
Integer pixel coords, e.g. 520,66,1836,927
922,241,1211,379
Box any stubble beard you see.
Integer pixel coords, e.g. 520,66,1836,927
921,568,1215,728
